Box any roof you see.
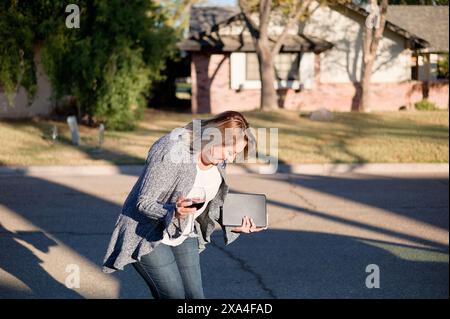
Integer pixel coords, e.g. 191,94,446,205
386,5,449,52
337,2,430,50
183,6,332,53
188,6,239,38
181,5,435,53
179,34,333,53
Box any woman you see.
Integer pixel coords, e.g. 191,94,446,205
102,110,267,299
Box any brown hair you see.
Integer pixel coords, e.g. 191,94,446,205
183,111,256,161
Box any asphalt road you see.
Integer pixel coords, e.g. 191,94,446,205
0,169,448,298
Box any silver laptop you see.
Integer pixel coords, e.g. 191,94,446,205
222,192,267,227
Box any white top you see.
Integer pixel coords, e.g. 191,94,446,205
161,162,222,246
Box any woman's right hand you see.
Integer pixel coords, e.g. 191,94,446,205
174,196,197,219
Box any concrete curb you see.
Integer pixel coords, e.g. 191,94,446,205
0,165,143,177
228,163,449,175
0,163,448,177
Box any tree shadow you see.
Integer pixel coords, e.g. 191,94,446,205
0,162,447,298
0,173,150,298
242,110,448,164
203,228,448,298
0,120,159,168
192,52,228,113
289,173,449,231
0,223,83,298
299,3,406,111
246,173,449,245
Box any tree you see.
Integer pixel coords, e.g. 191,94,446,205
151,0,203,109
0,0,45,107
0,0,178,130
238,0,304,110
358,0,388,112
157,0,204,36
238,0,346,110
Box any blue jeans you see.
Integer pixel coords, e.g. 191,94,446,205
132,236,205,299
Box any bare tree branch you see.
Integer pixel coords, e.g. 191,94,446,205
370,0,388,55
271,0,313,56
259,0,273,39
238,0,260,39
158,0,201,33
360,0,389,111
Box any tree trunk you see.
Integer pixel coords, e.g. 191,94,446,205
359,1,375,112
358,0,388,112
257,41,278,110
360,56,375,112
423,52,431,98
238,0,310,111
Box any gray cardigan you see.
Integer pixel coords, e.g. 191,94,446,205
102,128,239,273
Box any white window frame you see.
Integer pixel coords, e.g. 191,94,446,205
230,52,315,90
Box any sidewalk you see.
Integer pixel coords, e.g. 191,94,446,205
0,163,448,177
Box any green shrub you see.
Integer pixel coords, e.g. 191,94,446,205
437,53,449,79
415,99,438,111
0,1,38,106
0,0,177,131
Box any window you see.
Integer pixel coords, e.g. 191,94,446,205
245,53,300,81
245,53,259,81
230,52,315,90
275,53,300,81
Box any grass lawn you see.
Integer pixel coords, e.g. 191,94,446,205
0,108,448,166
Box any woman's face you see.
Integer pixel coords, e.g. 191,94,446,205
202,138,247,165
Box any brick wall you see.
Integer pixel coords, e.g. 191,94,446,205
191,52,449,113
191,52,260,114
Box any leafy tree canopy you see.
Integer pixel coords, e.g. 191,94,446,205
0,0,178,130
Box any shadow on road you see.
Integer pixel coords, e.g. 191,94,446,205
204,228,448,298
0,223,83,298
0,171,448,298
286,174,449,232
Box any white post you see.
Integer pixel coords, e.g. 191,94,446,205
66,116,80,145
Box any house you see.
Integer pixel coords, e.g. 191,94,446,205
179,3,449,113
1,3,447,119
386,5,449,81
0,44,53,119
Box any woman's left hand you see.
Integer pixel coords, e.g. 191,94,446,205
231,216,268,233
